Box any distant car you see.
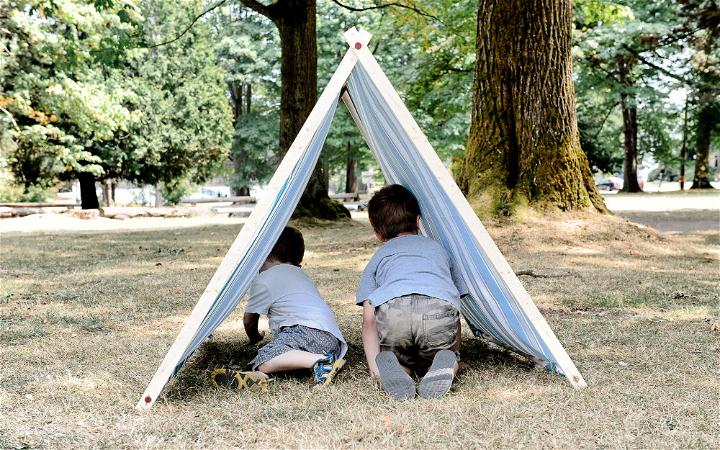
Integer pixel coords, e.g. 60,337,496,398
596,175,644,191
596,176,623,191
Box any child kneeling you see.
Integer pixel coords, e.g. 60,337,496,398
357,184,464,400
211,226,347,390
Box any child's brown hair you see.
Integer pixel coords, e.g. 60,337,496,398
367,184,420,240
268,226,304,266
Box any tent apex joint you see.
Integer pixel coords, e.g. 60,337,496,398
344,26,371,49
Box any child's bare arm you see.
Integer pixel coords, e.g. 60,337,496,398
243,312,265,344
361,301,380,378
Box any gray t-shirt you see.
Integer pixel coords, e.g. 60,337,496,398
356,234,464,309
245,264,347,358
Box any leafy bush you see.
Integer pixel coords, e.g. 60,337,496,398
160,178,192,206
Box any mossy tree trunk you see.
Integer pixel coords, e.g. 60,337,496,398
240,0,349,219
460,0,606,215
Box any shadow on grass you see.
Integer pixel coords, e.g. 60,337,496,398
161,333,532,404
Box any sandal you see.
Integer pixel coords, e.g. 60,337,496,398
210,368,271,390
312,353,346,386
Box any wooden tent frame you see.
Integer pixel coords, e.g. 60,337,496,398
137,27,586,410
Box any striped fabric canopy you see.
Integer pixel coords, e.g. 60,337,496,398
345,64,555,362
138,27,585,410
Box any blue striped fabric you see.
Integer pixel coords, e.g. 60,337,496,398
346,62,557,366
173,99,340,374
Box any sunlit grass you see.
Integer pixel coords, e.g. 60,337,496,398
0,214,718,447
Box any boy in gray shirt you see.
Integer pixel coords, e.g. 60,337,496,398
357,184,463,400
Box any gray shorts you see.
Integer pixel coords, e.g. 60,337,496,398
375,294,460,376
250,325,341,370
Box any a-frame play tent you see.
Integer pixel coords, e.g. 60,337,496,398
137,27,586,409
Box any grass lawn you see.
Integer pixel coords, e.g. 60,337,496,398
1,213,718,448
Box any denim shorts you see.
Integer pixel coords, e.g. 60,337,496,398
375,294,460,376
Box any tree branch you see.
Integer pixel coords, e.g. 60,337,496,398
0,106,20,132
331,0,442,23
145,0,229,49
238,0,275,19
622,44,693,87
592,101,620,141
583,54,618,80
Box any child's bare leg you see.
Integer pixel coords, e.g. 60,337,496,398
257,350,325,374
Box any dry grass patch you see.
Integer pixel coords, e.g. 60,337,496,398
1,213,718,448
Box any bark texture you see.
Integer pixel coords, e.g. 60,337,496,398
345,152,357,193
617,56,642,192
229,81,252,196
691,100,718,189
241,0,348,219
461,0,606,214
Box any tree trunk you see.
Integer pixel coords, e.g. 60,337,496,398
461,0,606,215
680,100,688,190
618,57,642,193
229,79,252,196
345,151,357,193
241,0,348,219
691,100,717,189
78,172,99,209
154,182,162,207
229,81,243,123
102,179,111,207
245,83,252,114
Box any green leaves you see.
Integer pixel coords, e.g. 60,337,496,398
1,0,232,198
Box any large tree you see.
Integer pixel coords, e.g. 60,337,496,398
239,0,349,219
460,0,605,214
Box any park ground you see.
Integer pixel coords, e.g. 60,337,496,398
0,191,718,448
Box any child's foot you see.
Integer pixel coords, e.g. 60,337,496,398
418,350,456,399
312,353,345,386
375,351,415,400
210,368,270,390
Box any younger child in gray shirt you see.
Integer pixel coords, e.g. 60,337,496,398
211,226,346,391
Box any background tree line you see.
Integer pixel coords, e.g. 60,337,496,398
1,0,717,213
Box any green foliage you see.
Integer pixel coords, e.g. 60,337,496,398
211,5,280,193
229,112,279,191
572,0,715,176
0,172,55,202
370,0,476,161
314,0,477,187
0,0,141,194
1,0,232,200
160,177,192,205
